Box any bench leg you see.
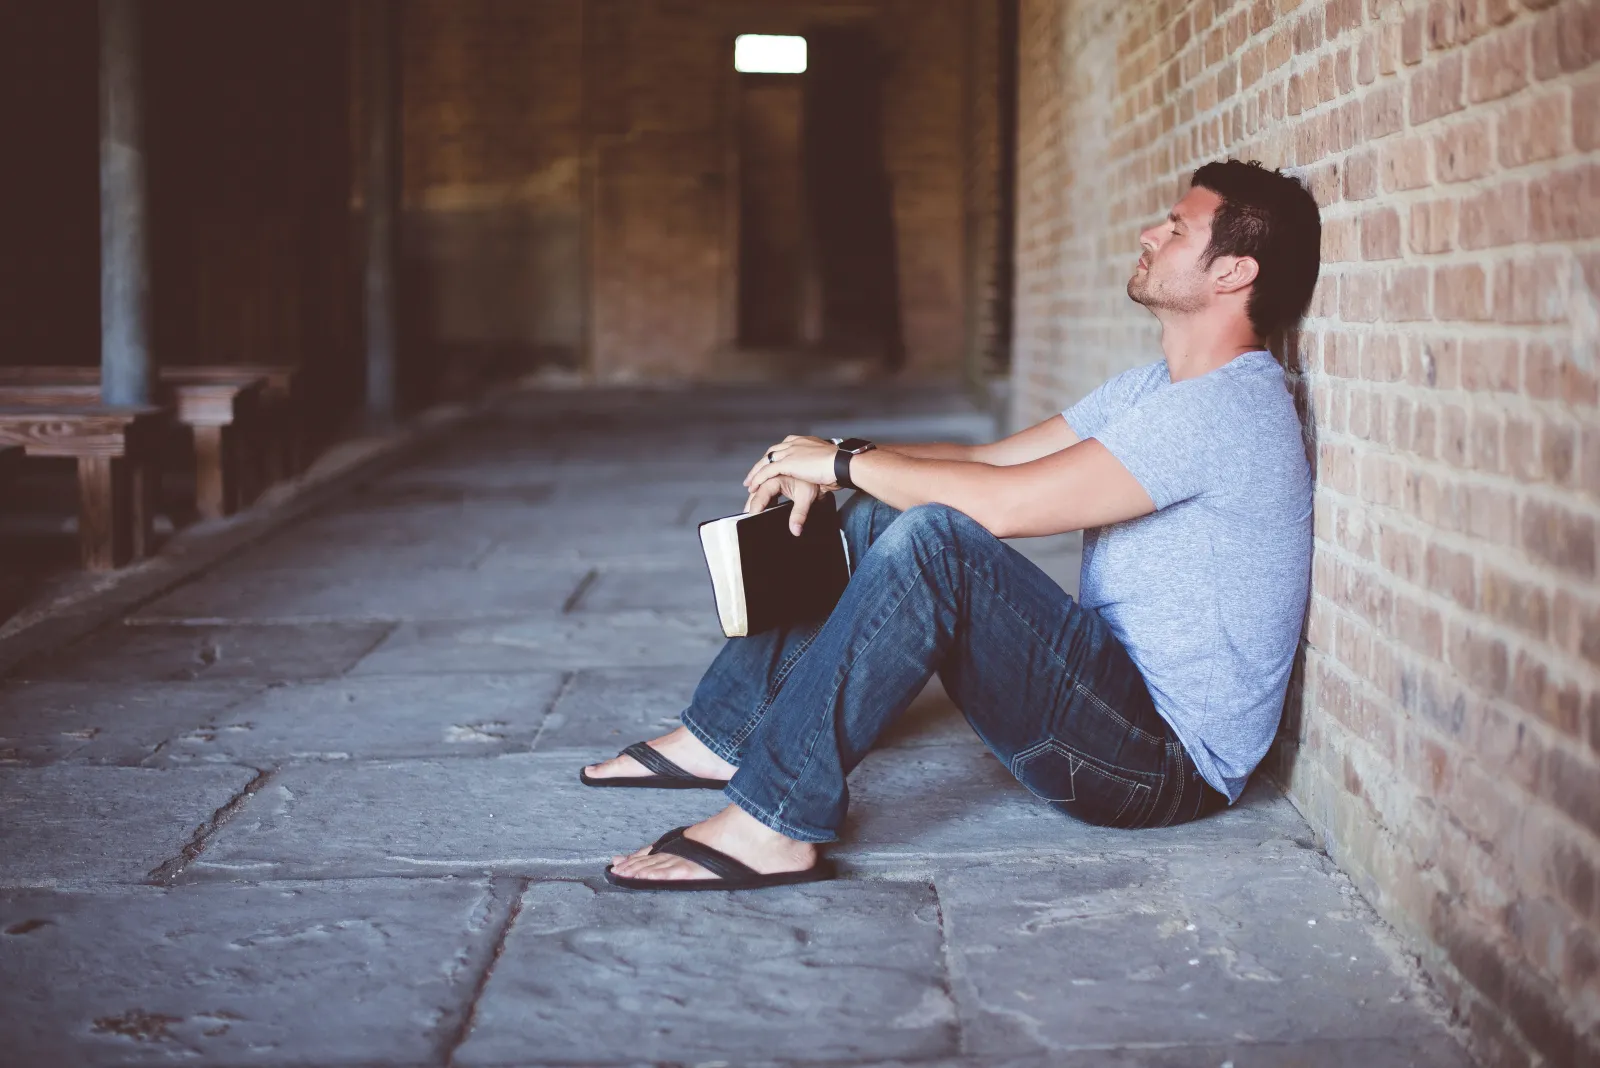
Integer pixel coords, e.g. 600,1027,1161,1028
130,456,157,560
192,424,234,520
76,456,134,571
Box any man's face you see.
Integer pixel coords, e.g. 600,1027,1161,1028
1127,186,1222,315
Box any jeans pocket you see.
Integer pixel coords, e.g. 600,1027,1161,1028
1011,739,1152,828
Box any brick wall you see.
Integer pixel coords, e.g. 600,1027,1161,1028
400,0,979,381
1012,0,1600,1063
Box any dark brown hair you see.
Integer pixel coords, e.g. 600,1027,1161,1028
1190,159,1322,338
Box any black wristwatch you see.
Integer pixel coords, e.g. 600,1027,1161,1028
831,437,876,490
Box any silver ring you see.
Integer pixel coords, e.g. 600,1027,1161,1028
767,451,776,463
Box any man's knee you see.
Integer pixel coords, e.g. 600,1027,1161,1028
881,502,983,554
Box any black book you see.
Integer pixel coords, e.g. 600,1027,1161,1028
697,493,852,637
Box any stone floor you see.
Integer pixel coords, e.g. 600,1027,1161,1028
0,385,1473,1067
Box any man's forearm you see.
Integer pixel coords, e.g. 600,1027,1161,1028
845,449,1014,534
880,442,979,462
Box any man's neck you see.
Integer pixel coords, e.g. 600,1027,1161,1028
1157,317,1264,383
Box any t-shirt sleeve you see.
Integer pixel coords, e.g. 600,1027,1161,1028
1092,380,1232,510
1061,362,1159,440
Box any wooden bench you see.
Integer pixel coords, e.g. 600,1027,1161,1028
0,406,165,570
0,377,266,521
0,365,302,474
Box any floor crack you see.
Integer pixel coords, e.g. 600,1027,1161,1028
443,875,526,1067
145,766,277,885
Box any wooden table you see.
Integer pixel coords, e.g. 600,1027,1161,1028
0,406,165,570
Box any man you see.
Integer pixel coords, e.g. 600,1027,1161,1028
584,159,1320,890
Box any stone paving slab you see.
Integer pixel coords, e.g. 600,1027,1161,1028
18,623,394,682
351,613,725,674
190,748,1301,882
574,565,716,612
0,878,505,1066
475,533,706,570
190,754,721,880
217,532,500,576
934,856,1466,1061
133,566,589,623
534,666,704,750
0,765,256,886
454,878,956,1067
150,673,566,765
850,1036,1471,1067
0,681,264,766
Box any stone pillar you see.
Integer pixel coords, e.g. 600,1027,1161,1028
362,0,400,427
99,0,152,407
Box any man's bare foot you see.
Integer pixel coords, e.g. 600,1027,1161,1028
610,804,819,882
582,726,737,783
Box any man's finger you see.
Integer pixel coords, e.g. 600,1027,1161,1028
788,493,812,536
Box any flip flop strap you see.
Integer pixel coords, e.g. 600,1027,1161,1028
651,833,760,882
621,741,698,780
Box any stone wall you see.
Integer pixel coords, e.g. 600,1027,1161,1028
1012,1,1600,1064
399,0,981,381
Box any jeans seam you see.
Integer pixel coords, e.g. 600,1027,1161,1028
1070,680,1165,746
727,620,825,752
1157,740,1186,827
724,780,837,843
1013,737,1155,815
678,709,740,765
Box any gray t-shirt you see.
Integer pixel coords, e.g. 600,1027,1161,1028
1062,350,1312,802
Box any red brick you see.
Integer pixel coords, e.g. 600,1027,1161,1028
1527,163,1600,241
1484,567,1552,640
1525,341,1600,406
1577,80,1600,151
1433,263,1489,321
1425,0,1457,50
1401,8,1425,64
1411,52,1465,124
1343,150,1378,199
1409,198,1456,253
1380,134,1432,190
1521,499,1597,579
1509,651,1578,735
1447,623,1509,696
1459,181,1529,248
1467,24,1530,102
1459,338,1520,391
1385,266,1432,321
1358,81,1404,141
1498,91,1568,167
1493,254,1568,324
1434,118,1494,182
1340,271,1382,321
1360,207,1401,259
1426,541,1477,607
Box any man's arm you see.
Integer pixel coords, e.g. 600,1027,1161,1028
750,434,1154,539
883,414,1080,466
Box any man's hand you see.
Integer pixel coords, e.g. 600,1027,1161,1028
744,474,826,536
745,436,840,504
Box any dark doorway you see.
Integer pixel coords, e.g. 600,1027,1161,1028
730,29,901,369
802,27,902,368
736,75,811,348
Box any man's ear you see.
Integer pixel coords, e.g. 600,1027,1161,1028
1213,255,1259,294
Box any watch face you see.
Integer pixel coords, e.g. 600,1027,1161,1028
837,437,874,453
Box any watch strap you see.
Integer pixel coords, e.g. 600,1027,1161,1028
834,448,855,490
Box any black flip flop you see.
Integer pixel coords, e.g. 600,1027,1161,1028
605,826,837,891
578,741,729,790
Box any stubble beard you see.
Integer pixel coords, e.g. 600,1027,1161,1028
1127,266,1206,315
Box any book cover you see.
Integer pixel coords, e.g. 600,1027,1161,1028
698,493,851,637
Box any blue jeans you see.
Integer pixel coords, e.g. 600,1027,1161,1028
680,493,1228,843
